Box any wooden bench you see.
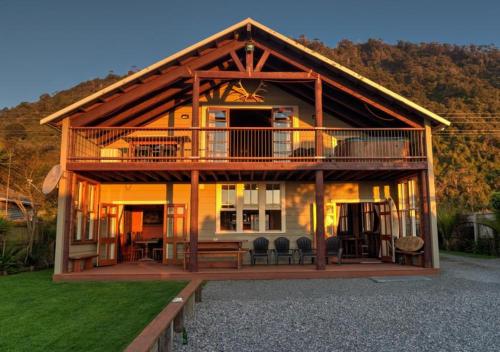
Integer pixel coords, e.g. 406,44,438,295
182,250,247,270
182,241,247,270
69,254,98,272
395,237,424,266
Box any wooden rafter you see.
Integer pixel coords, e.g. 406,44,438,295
193,70,316,80
70,40,245,126
230,50,245,72
254,50,270,72
253,41,420,127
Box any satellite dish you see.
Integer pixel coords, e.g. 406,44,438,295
42,164,62,195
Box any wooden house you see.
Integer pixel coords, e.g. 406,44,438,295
41,19,450,277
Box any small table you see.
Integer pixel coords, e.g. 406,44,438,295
135,239,159,261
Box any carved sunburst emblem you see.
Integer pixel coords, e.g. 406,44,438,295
231,80,267,102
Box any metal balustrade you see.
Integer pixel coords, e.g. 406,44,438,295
68,127,426,163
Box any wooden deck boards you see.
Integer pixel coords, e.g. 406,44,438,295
53,262,438,282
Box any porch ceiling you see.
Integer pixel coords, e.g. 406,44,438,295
76,168,420,184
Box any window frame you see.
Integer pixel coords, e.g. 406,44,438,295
216,182,285,234
72,178,99,244
397,177,420,237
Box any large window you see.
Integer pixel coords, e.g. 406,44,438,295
265,184,281,231
220,184,236,231
272,108,292,158
73,179,98,243
217,183,285,233
398,178,420,237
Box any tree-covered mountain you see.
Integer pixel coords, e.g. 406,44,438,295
0,40,498,213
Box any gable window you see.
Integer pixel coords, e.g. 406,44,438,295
73,179,98,243
216,183,285,233
398,178,420,237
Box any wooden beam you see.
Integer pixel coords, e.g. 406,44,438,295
253,41,420,127
315,76,324,158
192,73,200,160
70,40,245,126
194,70,316,80
315,170,326,270
230,50,245,72
320,75,421,128
98,85,187,127
189,170,199,272
419,170,432,268
246,46,254,72
254,50,270,72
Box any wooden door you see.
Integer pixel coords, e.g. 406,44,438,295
377,201,394,262
97,204,119,266
162,204,187,265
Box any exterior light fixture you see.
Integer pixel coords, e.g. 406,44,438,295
181,114,189,120
245,42,255,53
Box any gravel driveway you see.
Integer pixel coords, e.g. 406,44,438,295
177,254,500,352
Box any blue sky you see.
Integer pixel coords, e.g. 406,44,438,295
0,0,498,108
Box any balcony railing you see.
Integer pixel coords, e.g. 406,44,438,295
67,127,426,164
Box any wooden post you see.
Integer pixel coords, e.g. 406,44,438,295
419,170,432,268
189,170,199,272
315,75,324,159
315,170,326,270
54,119,73,274
192,73,200,159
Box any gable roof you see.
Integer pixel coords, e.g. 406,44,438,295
40,18,450,127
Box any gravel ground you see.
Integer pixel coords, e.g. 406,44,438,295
176,254,500,352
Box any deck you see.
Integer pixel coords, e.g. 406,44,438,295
53,262,438,282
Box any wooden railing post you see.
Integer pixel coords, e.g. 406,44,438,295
189,170,199,272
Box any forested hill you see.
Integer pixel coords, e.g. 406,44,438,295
294,37,499,210
0,40,499,213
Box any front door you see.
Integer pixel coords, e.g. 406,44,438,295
97,204,119,266
163,204,187,265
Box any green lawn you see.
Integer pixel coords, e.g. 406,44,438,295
440,250,498,259
0,270,186,352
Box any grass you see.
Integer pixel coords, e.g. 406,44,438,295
440,250,498,259
0,270,186,352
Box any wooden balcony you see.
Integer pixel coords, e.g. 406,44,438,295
66,127,428,182
68,127,426,164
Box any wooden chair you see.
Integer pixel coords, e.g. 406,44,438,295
273,237,294,264
296,237,316,264
152,238,163,262
325,237,343,264
250,237,270,265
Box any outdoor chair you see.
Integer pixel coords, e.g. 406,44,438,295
296,236,316,264
250,237,270,265
325,236,343,265
273,237,294,264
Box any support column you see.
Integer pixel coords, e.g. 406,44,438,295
54,119,73,274
315,170,326,270
419,170,432,268
189,170,199,272
189,74,200,273
314,76,323,158
424,121,440,268
192,73,200,159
